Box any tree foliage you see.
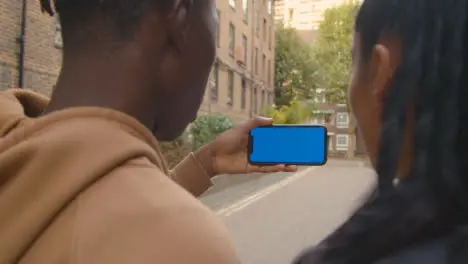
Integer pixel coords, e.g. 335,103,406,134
312,1,361,157
312,1,360,104
189,114,234,150
275,23,317,108
262,99,315,124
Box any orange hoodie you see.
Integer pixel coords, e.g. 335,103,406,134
0,89,240,264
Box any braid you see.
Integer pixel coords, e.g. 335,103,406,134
295,0,468,263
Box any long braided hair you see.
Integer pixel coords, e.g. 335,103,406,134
295,0,468,263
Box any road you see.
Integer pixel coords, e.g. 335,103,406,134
202,159,375,264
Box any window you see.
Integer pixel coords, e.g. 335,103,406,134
210,63,219,102
268,26,272,50
261,90,265,110
255,12,260,36
243,0,248,23
336,135,349,151
253,88,258,113
229,0,236,9
328,136,333,151
217,9,220,47
288,8,294,21
268,0,272,14
241,79,247,109
254,48,259,74
336,112,349,128
267,59,271,86
262,54,266,80
54,15,63,48
242,35,248,65
228,70,234,106
229,23,235,57
263,18,267,42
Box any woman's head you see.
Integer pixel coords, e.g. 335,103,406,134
350,0,468,189
296,0,468,263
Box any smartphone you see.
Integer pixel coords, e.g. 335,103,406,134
248,125,327,166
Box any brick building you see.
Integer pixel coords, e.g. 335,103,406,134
0,0,61,95
309,89,367,157
199,0,276,123
0,0,276,124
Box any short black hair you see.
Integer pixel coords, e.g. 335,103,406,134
40,0,171,42
295,0,468,263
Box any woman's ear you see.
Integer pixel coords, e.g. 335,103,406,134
370,44,392,106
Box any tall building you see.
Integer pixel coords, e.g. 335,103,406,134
274,0,359,42
275,0,352,30
0,0,276,124
200,0,276,123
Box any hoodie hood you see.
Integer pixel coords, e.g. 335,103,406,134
0,89,48,136
0,89,167,263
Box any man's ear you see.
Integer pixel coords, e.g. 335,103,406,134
166,0,193,53
370,44,392,106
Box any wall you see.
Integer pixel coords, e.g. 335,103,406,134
0,0,61,95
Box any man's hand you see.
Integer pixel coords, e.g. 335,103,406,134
194,116,297,177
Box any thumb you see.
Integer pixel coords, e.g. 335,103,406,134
240,116,273,132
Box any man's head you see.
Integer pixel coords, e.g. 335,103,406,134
42,0,218,141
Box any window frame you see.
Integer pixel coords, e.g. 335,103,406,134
229,23,236,58
210,63,219,102
336,112,349,128
336,134,349,151
227,70,235,106
242,0,249,23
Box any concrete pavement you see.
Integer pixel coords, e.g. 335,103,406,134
202,159,376,264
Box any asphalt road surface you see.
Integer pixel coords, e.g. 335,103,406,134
206,159,376,264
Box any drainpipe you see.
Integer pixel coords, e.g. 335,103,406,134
17,0,27,88
249,0,256,117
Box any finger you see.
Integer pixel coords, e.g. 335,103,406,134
283,165,297,172
239,116,273,132
271,164,297,172
248,164,295,173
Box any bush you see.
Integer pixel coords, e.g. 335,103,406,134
189,114,234,150
159,131,193,169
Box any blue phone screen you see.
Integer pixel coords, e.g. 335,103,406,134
249,126,327,165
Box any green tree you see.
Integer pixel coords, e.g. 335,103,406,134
262,99,315,124
312,1,360,103
275,23,317,108
312,1,361,157
189,114,234,150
